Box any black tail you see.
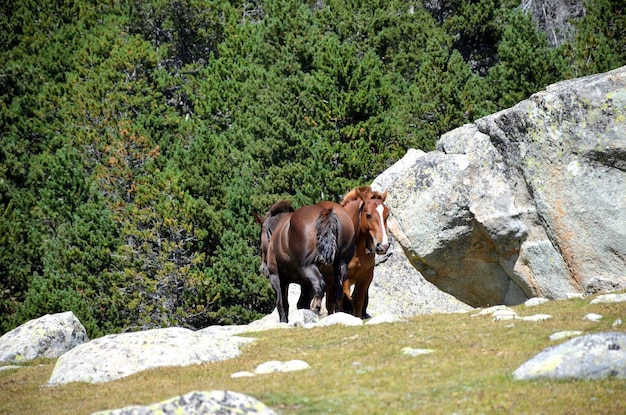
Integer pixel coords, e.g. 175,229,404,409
315,208,340,265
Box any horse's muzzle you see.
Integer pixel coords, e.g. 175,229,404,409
259,262,270,277
376,242,389,254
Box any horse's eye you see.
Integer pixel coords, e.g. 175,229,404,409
365,214,372,219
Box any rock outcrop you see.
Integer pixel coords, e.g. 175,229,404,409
0,311,88,363
383,65,626,307
92,390,277,415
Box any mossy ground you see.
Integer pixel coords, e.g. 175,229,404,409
1,293,625,414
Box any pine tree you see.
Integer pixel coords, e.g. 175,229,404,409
561,0,626,77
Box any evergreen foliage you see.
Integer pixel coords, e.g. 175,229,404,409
1,0,624,337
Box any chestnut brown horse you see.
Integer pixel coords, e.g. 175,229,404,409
254,200,355,323
340,186,390,318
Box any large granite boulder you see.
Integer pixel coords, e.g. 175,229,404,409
367,239,473,317
384,65,626,307
0,311,88,363
48,327,255,385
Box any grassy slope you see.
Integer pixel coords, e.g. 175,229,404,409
1,294,625,415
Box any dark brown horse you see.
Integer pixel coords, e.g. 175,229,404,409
340,186,390,318
253,200,315,312
254,200,355,323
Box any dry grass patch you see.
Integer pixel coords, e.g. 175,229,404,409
1,293,625,414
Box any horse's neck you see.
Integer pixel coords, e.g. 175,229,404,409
344,200,374,249
342,201,361,234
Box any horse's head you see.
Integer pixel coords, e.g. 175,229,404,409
252,212,270,276
342,186,390,255
359,196,390,255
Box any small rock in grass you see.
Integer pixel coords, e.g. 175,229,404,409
590,294,626,304
549,331,583,341
402,347,435,357
254,360,310,374
231,371,255,378
521,314,552,322
524,297,549,307
583,313,603,322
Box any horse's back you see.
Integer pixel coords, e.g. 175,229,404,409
289,205,322,239
287,204,325,262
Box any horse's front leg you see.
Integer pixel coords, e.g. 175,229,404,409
341,279,354,313
352,270,374,319
279,280,290,323
362,290,371,319
270,271,288,323
267,272,286,323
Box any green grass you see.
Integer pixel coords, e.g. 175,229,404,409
1,294,625,415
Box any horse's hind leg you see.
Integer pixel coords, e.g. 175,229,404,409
330,261,348,314
325,275,337,315
301,266,326,315
297,283,313,309
325,283,334,314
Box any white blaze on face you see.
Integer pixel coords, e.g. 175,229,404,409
376,204,388,246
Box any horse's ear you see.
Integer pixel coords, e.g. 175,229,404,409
358,187,369,201
380,190,388,201
252,212,264,225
